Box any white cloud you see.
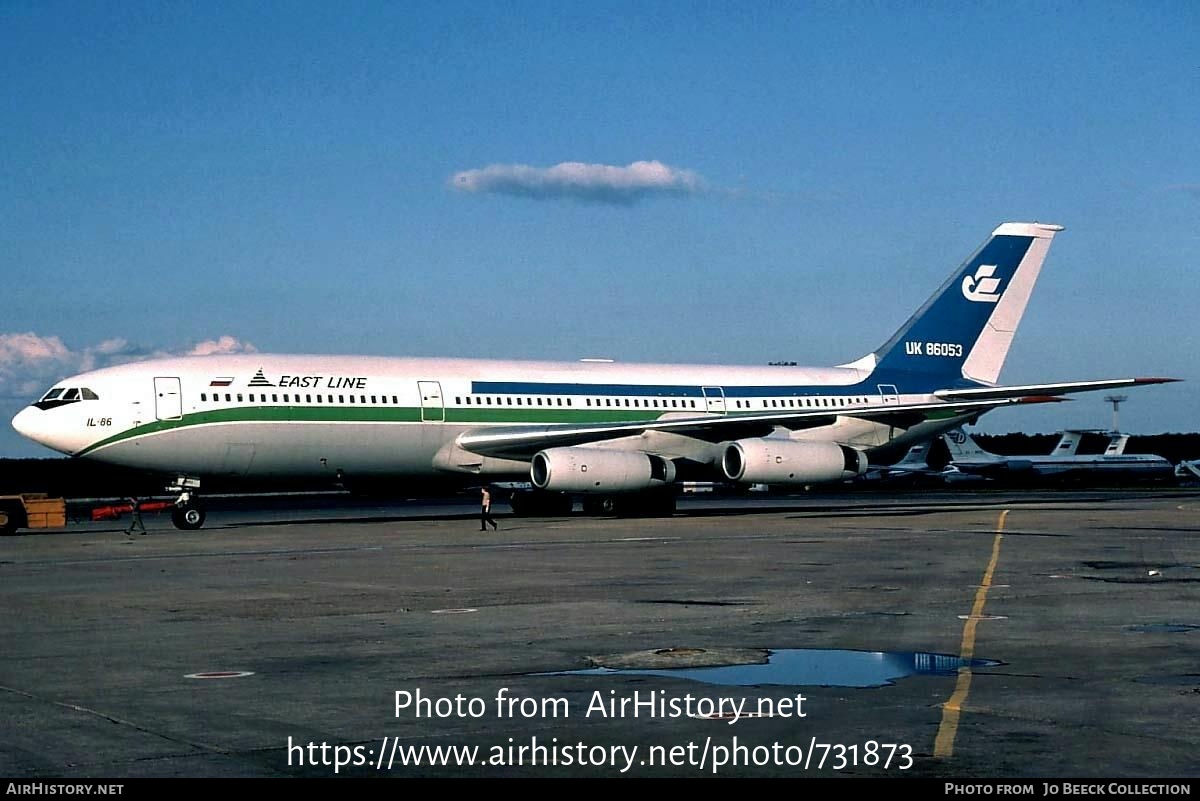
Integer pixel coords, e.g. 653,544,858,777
450,160,704,205
0,332,257,398
188,335,258,357
0,332,72,364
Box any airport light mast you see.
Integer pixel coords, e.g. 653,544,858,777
1103,394,1128,433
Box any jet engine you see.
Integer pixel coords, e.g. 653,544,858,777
720,438,867,484
531,447,677,493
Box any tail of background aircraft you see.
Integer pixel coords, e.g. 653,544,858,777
1104,434,1130,456
893,442,931,470
942,428,996,461
1052,431,1085,456
856,222,1063,387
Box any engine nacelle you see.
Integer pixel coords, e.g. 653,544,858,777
720,438,867,485
531,447,677,493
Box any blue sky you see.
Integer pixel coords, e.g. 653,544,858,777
1,1,1196,457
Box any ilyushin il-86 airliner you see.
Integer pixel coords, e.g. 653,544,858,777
11,222,1176,529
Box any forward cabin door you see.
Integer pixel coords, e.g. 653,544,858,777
154,377,182,420
702,386,726,414
418,381,445,422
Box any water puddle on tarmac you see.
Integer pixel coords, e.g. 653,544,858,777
542,649,998,689
1126,623,1200,634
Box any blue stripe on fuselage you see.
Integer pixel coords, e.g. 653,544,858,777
471,373,984,399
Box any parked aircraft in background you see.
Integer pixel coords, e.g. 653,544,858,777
11,222,1176,528
1176,460,1200,483
941,428,1175,483
858,442,946,487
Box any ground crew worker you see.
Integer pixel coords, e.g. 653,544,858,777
125,497,146,536
480,486,498,531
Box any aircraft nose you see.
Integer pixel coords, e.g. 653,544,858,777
12,406,54,449
12,406,36,438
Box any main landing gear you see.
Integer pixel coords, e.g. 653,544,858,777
510,489,676,518
168,477,207,530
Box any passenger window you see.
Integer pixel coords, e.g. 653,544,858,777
392,396,398,404
556,398,563,406
272,394,278,402
237,394,243,402
249,394,256,402
339,395,345,403
201,393,207,402
317,395,323,403
306,395,312,403
225,394,232,402
374,396,379,404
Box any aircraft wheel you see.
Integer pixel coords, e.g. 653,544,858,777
509,490,572,516
0,502,25,535
171,505,207,530
582,497,616,516
614,492,676,517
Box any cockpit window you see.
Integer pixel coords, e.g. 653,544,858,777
81,388,99,400
61,388,80,401
41,388,65,401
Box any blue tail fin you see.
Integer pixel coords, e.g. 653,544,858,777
866,222,1062,386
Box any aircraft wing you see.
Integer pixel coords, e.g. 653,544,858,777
934,377,1178,401
865,463,942,476
456,396,1060,461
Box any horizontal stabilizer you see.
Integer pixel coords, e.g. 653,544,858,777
935,377,1179,401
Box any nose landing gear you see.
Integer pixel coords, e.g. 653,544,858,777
167,477,207,530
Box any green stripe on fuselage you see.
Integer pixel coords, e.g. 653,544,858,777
76,405,673,456
76,402,950,458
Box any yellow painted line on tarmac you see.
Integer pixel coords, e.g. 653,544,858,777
934,509,1008,759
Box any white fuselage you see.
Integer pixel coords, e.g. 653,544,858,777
12,353,959,483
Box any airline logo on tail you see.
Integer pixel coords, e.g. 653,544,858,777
961,264,1003,303
946,429,968,444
